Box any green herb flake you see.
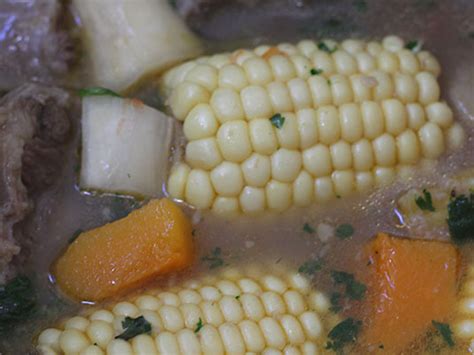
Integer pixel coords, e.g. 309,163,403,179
303,223,315,234
78,87,121,98
270,113,285,129
318,42,337,54
432,321,454,347
379,344,385,349
415,189,435,212
69,229,83,244
310,68,323,76
336,223,354,239
0,276,36,330
405,40,422,52
327,79,332,85
298,259,322,276
447,193,474,243
329,292,343,313
194,317,204,333
325,318,362,352
201,247,225,269
116,316,151,340
235,295,240,300
331,271,367,300
353,0,368,12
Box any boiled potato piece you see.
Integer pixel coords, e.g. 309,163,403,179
80,96,173,196
74,0,202,92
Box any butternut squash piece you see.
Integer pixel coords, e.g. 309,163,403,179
360,233,459,353
54,199,194,301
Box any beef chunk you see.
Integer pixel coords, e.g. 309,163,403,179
0,84,72,283
0,0,75,91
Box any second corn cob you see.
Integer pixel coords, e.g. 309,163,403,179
37,264,332,355
163,36,465,216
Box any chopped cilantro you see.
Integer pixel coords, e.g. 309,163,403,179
379,344,384,349
116,316,151,340
68,229,83,244
270,113,285,129
0,276,36,331
78,87,121,98
325,318,362,352
447,193,474,243
303,223,315,234
235,295,240,300
201,247,225,269
194,317,204,333
353,0,367,12
331,271,366,300
335,224,354,239
298,259,322,276
405,40,420,51
329,292,342,313
318,42,337,54
415,189,435,211
327,79,332,85
432,321,454,347
310,68,323,76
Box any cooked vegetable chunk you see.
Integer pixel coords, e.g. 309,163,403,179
360,233,459,353
54,199,194,302
73,0,202,92
80,95,173,197
453,263,474,341
162,36,464,215
38,264,331,354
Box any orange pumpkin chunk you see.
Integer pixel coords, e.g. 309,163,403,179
360,233,459,353
54,198,194,301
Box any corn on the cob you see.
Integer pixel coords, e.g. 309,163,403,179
36,265,332,355
453,264,474,348
163,36,465,216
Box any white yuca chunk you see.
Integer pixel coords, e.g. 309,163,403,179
80,96,173,197
74,0,201,92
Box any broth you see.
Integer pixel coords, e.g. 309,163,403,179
2,0,474,353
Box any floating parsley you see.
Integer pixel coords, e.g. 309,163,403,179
405,40,422,52
201,247,225,269
353,0,367,12
194,317,204,333
298,259,322,276
432,321,454,347
318,42,337,54
0,276,36,331
310,68,323,76
331,271,366,300
78,87,121,98
415,189,435,211
447,193,474,243
116,316,151,340
335,223,354,239
235,295,240,300
270,113,285,129
326,318,362,352
303,223,315,234
329,292,343,313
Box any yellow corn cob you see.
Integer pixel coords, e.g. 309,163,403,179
36,265,333,355
163,35,465,216
453,263,474,350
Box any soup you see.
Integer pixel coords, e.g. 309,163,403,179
1,0,473,354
